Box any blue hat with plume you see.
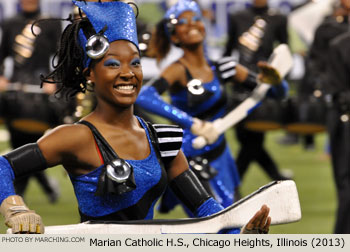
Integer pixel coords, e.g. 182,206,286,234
73,0,139,67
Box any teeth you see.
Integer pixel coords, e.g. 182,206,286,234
189,29,200,35
115,85,134,90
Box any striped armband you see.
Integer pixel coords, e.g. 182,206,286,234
216,56,237,81
151,124,183,166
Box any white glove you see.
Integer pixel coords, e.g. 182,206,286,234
191,118,220,145
0,195,44,234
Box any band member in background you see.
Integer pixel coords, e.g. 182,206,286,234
0,0,271,234
0,0,61,203
303,0,349,96
297,0,350,151
322,0,350,234
136,0,288,216
223,0,290,182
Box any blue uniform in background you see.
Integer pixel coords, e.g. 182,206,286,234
137,63,241,212
170,64,240,207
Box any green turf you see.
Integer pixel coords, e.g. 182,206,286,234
233,130,336,234
0,126,336,234
138,3,164,25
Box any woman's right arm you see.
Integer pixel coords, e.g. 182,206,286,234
0,124,87,233
137,64,221,144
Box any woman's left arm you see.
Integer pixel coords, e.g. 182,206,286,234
215,58,288,99
166,151,271,234
166,150,224,217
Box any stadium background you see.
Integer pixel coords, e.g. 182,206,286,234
0,0,336,234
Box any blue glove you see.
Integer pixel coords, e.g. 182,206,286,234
195,198,241,234
267,79,289,99
0,157,16,205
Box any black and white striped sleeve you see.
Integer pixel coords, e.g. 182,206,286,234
215,56,237,81
152,124,183,166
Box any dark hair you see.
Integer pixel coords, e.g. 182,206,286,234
147,19,173,63
40,17,95,98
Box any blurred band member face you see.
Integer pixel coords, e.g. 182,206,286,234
172,11,206,47
253,0,268,7
341,0,350,10
20,0,40,13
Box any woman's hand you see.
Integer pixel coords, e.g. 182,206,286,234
240,204,271,234
42,81,57,95
0,195,44,234
257,61,282,86
191,118,220,144
0,76,9,91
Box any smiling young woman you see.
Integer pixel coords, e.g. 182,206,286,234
0,0,271,235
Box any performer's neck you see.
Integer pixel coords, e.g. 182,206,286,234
182,44,207,66
252,5,268,15
22,9,40,20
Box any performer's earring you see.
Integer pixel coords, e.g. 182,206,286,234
86,79,95,91
171,37,180,46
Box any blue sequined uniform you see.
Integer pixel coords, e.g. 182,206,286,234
171,71,240,207
69,118,167,221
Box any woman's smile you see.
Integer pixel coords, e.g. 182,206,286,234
113,83,137,94
188,28,201,36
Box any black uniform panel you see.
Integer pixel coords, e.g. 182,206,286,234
325,33,350,96
224,6,288,67
325,32,350,234
0,11,61,84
